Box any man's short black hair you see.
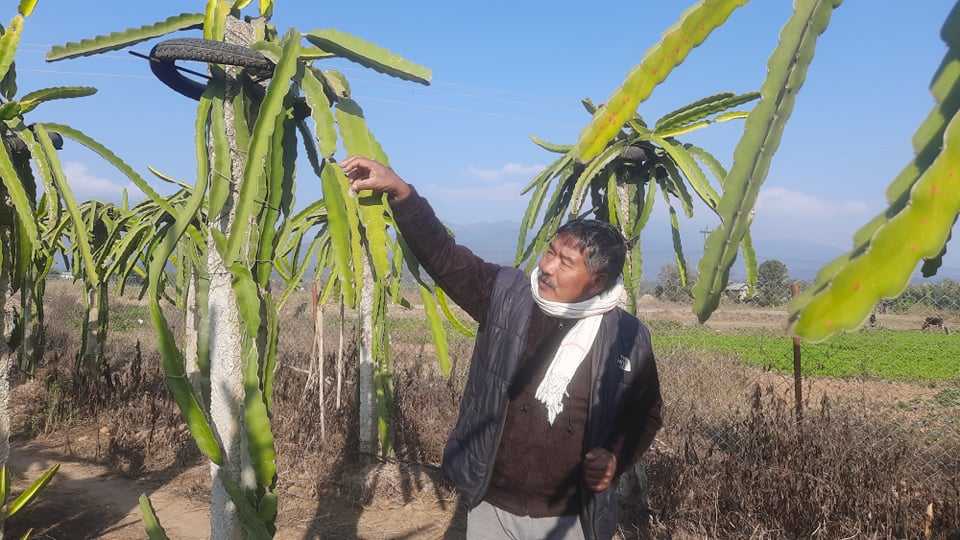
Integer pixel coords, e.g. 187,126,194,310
554,219,627,290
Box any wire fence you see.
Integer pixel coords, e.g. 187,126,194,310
622,281,960,539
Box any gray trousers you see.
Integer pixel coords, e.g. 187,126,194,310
466,501,586,540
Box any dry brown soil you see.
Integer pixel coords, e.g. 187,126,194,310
9,295,955,539
9,434,464,539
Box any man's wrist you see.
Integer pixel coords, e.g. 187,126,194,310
390,182,413,202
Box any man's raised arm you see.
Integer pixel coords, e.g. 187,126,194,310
340,156,501,323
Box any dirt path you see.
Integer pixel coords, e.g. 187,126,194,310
7,439,209,539
6,439,463,539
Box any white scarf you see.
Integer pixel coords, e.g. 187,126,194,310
530,268,624,425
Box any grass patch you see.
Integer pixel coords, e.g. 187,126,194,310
933,388,960,407
388,310,477,348
110,304,150,332
649,323,960,381
68,303,150,333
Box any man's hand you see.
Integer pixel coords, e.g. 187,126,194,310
340,156,412,201
583,448,617,493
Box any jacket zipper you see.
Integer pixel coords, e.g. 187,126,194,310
478,308,530,507
478,409,509,507
583,311,615,540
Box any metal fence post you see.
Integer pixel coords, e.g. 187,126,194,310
791,282,803,425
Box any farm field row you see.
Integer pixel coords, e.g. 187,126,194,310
650,322,960,381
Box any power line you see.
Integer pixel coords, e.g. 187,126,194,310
21,67,154,80
22,41,555,107
19,66,539,120
699,227,712,244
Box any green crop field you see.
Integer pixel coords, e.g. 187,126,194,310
387,314,960,382
649,322,960,381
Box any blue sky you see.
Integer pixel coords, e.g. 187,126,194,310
14,1,960,277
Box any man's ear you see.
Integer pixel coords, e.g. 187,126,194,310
590,273,608,295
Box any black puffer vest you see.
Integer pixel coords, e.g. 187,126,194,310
441,267,654,540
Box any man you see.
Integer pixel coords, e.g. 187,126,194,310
341,156,662,540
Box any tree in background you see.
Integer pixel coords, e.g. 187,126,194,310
756,259,790,307
655,264,694,303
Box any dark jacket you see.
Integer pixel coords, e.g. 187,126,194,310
390,189,662,540
441,267,661,540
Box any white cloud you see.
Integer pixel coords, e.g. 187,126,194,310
466,162,546,182
428,181,527,203
62,161,134,201
750,186,883,250
423,161,548,215
756,187,871,218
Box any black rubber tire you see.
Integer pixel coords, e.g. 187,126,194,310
147,38,314,121
149,38,274,101
2,130,63,155
621,145,651,163
151,38,273,71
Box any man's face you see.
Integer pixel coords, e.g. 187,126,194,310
536,234,605,303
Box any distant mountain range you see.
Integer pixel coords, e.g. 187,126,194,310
448,220,960,282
